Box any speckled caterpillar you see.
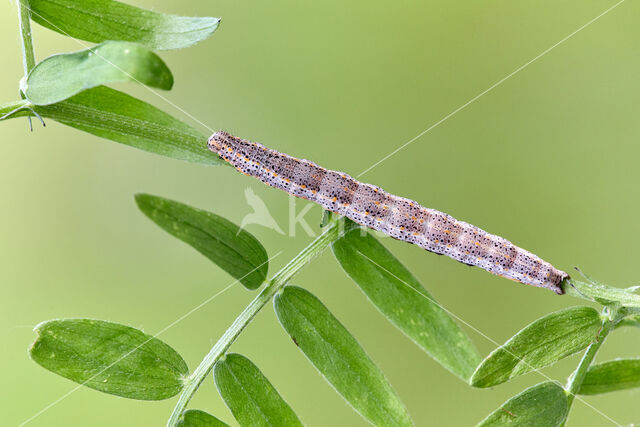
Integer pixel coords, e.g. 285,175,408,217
208,131,568,294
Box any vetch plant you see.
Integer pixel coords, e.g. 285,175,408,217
5,1,640,426
28,194,640,426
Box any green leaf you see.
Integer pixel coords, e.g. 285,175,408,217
214,353,302,426
477,382,568,426
471,307,602,388
177,410,229,427
25,41,173,105
0,86,222,165
578,359,640,395
274,285,412,426
565,279,640,308
332,226,480,380
135,194,268,290
29,319,188,400
30,0,220,50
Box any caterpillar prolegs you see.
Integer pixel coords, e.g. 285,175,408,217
208,131,568,294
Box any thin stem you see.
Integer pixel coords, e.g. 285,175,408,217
0,100,30,120
16,0,36,77
166,217,354,426
562,307,620,424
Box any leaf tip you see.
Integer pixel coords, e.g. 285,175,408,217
32,319,49,334
133,192,148,203
134,193,156,211
28,319,57,360
469,376,483,388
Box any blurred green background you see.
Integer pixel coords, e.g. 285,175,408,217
2,0,639,425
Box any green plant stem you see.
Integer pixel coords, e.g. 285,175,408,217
562,307,619,424
616,315,640,329
17,0,36,77
166,217,354,426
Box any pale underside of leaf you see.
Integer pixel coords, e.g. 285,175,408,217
29,0,220,50
565,279,640,308
25,41,173,105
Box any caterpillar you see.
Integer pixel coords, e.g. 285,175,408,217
208,131,568,294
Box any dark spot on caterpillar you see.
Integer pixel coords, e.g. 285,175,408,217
292,337,299,347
